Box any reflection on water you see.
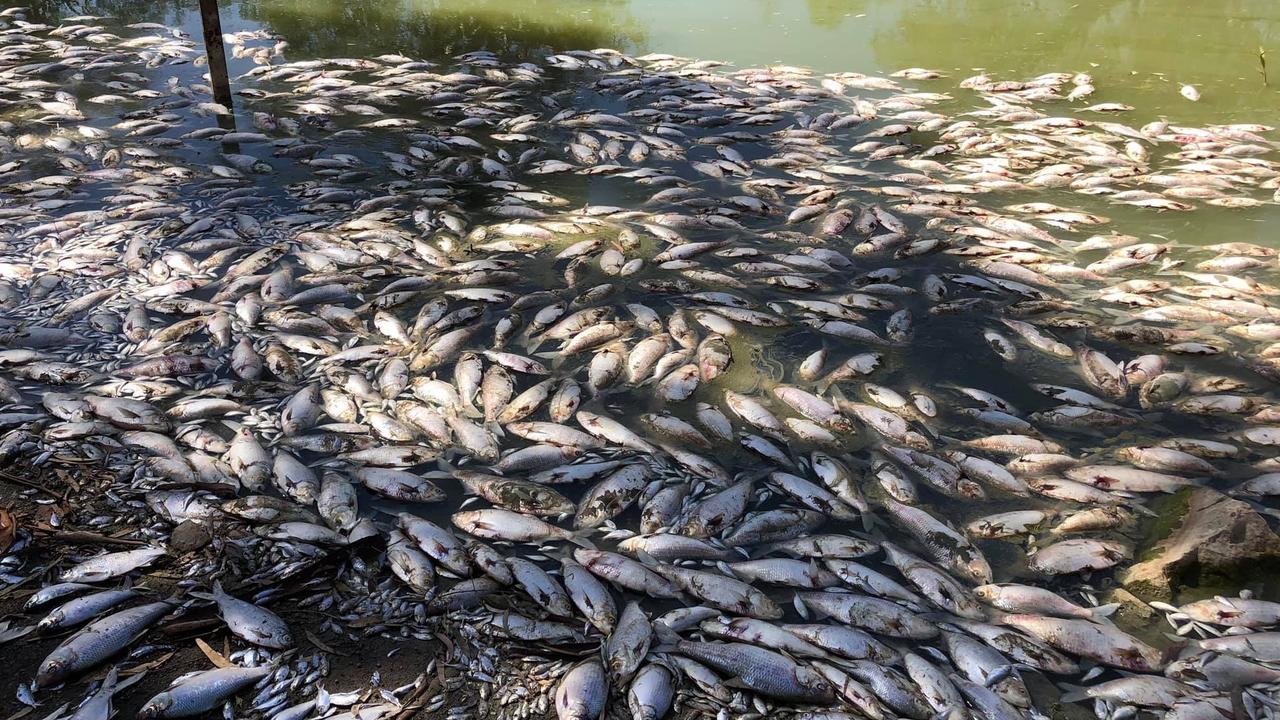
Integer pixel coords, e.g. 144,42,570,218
23,0,186,23
871,0,1279,122
236,0,647,63
27,0,1279,126
19,0,1279,245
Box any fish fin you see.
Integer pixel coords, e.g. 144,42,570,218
1088,602,1120,620
633,549,660,568
917,611,954,624
115,668,148,693
1255,506,1280,522
1057,684,1089,704
799,598,832,620
0,624,36,644
792,593,810,620
567,530,596,550
187,591,215,601
1097,307,1132,323
721,676,751,691
550,546,578,563
651,622,681,652
859,511,877,533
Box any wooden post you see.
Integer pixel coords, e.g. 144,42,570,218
198,0,234,110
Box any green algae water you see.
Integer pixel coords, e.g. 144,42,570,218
233,0,1280,123
30,0,1279,247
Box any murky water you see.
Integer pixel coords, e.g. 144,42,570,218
212,0,1280,120
27,0,1280,250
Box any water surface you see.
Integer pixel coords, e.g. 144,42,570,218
231,0,1280,123
29,0,1279,248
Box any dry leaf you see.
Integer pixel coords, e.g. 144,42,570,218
305,629,345,655
0,510,15,556
122,651,176,676
4,704,38,720
196,637,231,668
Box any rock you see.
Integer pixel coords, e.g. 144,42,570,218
169,520,211,553
1122,487,1280,601
1105,588,1155,624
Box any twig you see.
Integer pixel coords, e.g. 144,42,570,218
159,617,222,637
34,529,147,547
389,676,440,720
0,470,61,498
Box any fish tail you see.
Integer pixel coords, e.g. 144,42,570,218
1126,501,1157,517
825,382,849,406
567,530,596,550
1056,684,1089,704
859,511,877,533
1088,602,1120,620
651,622,682,652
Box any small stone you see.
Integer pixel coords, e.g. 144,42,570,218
169,520,211,552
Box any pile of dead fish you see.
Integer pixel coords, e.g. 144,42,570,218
2,5,1280,720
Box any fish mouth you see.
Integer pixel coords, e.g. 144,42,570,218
35,659,67,688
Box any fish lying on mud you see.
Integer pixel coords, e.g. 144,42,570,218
1,5,1280,720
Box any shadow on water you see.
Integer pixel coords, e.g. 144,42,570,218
235,0,648,63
